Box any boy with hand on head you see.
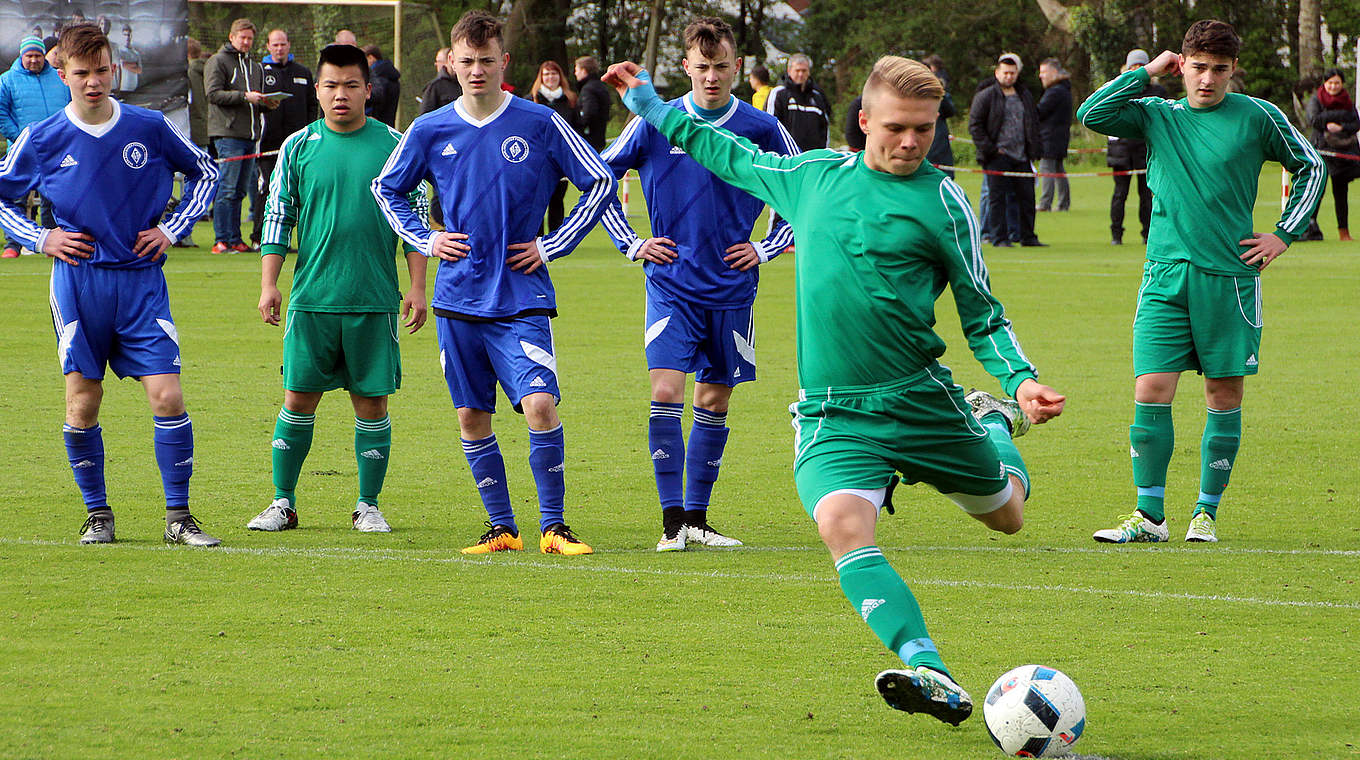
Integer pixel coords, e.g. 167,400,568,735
1079,20,1324,544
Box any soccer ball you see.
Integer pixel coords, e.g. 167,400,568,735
982,665,1086,758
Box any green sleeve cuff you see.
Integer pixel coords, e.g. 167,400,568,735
1003,372,1038,399
1272,229,1295,246
261,244,287,257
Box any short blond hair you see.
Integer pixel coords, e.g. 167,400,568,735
862,56,944,106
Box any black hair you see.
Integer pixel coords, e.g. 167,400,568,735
317,43,370,83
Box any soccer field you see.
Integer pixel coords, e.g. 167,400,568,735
1,168,1357,759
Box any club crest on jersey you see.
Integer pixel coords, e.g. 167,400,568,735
122,142,148,169
501,136,529,163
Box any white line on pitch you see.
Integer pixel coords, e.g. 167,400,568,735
3,538,1357,610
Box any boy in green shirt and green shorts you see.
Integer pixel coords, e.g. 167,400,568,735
605,56,1066,725
1078,20,1324,544
248,44,429,533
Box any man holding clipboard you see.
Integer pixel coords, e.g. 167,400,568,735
252,28,317,249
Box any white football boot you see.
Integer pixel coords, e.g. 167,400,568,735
1184,512,1218,543
351,502,392,533
247,497,298,531
1092,512,1169,543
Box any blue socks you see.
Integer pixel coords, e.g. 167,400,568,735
528,425,566,531
648,402,685,510
685,407,729,516
153,413,193,509
462,434,516,534
63,423,108,511
67,416,194,515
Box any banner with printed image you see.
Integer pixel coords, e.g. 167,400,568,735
1,0,188,114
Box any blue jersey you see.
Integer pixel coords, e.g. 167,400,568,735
373,92,616,319
600,94,798,308
0,99,217,268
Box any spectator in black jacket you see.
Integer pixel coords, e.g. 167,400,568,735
923,54,956,178
1106,49,1168,245
533,60,583,233
969,52,1044,247
1305,68,1360,241
1036,58,1072,212
575,55,611,151
363,44,400,126
251,28,317,248
420,47,461,115
766,54,831,151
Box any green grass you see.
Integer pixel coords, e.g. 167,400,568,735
2,168,1358,759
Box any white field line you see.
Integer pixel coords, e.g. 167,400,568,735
3,537,1357,611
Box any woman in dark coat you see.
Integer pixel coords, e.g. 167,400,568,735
1306,68,1360,240
531,60,582,234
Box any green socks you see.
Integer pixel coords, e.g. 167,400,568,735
1196,407,1240,519
1130,401,1173,523
271,408,315,503
980,412,1029,498
355,415,392,505
835,546,950,677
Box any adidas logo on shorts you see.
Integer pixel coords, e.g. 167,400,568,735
1209,458,1232,471
475,477,498,488
359,449,385,460
860,598,885,621
271,439,290,450
1246,354,1258,367
530,376,547,388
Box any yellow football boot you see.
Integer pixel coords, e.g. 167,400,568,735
461,522,523,554
539,523,593,555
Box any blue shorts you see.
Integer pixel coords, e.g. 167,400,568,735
49,262,181,380
436,315,561,414
644,281,755,386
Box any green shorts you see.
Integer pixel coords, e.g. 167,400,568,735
282,310,402,396
1133,260,1261,378
790,365,1009,521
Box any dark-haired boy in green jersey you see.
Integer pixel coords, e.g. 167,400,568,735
1079,20,1324,544
248,44,428,534
606,55,1066,725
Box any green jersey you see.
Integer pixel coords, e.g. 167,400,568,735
262,117,425,312
642,106,1038,397
1077,68,1325,276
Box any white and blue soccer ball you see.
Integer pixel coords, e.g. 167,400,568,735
982,665,1086,758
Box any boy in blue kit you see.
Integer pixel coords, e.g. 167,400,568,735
0,24,221,546
599,17,798,551
373,10,615,555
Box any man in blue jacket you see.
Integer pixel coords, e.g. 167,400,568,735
0,36,69,257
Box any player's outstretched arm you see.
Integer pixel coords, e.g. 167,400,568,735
1015,378,1066,424
604,61,802,214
